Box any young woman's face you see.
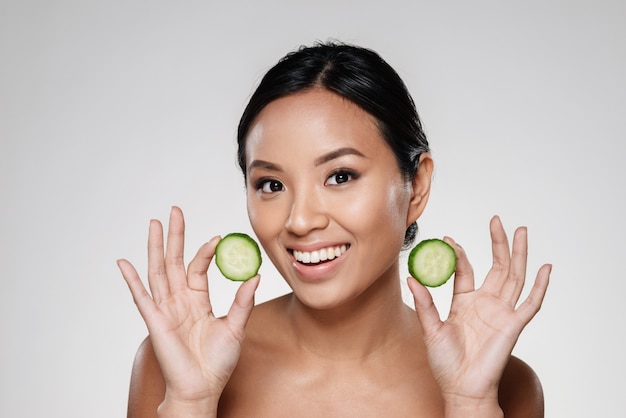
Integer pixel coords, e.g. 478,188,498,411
245,89,415,310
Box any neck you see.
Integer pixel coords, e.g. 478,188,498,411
285,266,416,361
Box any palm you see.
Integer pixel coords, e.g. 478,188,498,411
423,288,524,397
409,216,550,400
142,288,241,398
118,207,259,403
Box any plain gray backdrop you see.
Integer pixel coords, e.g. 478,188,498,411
1,0,624,416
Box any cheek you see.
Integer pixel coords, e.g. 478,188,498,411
246,195,264,237
247,195,283,247
340,180,410,241
386,182,413,229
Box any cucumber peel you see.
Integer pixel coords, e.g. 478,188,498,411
408,238,456,287
215,233,262,281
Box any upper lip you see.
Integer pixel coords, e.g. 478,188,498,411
287,241,350,253
287,241,351,265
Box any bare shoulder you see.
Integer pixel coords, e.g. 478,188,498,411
499,355,544,418
219,295,302,415
127,337,164,417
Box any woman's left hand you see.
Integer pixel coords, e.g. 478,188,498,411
408,216,550,414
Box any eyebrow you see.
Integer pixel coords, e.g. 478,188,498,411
247,159,284,174
314,147,367,166
247,147,367,174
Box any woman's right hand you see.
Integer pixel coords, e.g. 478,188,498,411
117,206,260,416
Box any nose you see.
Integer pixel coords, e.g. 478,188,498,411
284,188,329,236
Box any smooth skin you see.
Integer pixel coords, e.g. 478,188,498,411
118,213,260,417
119,89,550,417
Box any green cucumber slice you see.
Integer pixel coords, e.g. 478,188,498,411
215,233,262,281
408,238,456,287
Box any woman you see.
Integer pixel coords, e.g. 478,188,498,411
118,42,551,417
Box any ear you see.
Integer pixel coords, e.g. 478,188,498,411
406,153,434,227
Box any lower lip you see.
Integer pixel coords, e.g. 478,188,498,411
291,252,347,282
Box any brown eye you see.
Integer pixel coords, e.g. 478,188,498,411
260,179,284,193
326,170,358,186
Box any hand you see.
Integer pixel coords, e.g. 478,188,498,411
408,216,550,412
117,207,259,412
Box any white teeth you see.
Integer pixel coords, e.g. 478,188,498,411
319,248,328,261
294,245,348,264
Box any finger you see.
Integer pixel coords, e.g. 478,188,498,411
186,236,221,293
500,226,528,305
482,215,511,294
515,263,551,325
118,259,158,323
147,219,169,303
445,236,475,294
164,206,189,292
407,277,443,336
225,275,261,338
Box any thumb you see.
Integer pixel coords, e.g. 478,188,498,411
225,275,260,337
407,277,443,336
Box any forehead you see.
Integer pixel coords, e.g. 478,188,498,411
245,89,392,166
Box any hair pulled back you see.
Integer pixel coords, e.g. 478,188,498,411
237,41,430,248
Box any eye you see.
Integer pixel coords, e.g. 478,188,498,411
326,170,358,186
257,178,284,193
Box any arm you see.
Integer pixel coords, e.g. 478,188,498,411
128,337,230,418
127,337,165,418
499,356,544,418
434,355,545,418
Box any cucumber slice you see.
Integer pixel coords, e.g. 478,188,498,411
215,233,262,281
408,238,456,287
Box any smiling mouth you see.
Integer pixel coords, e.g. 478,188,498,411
292,245,349,264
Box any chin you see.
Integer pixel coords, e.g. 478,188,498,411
290,283,364,313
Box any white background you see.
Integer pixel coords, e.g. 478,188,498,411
1,1,624,416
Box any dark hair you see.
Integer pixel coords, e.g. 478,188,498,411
237,41,430,248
